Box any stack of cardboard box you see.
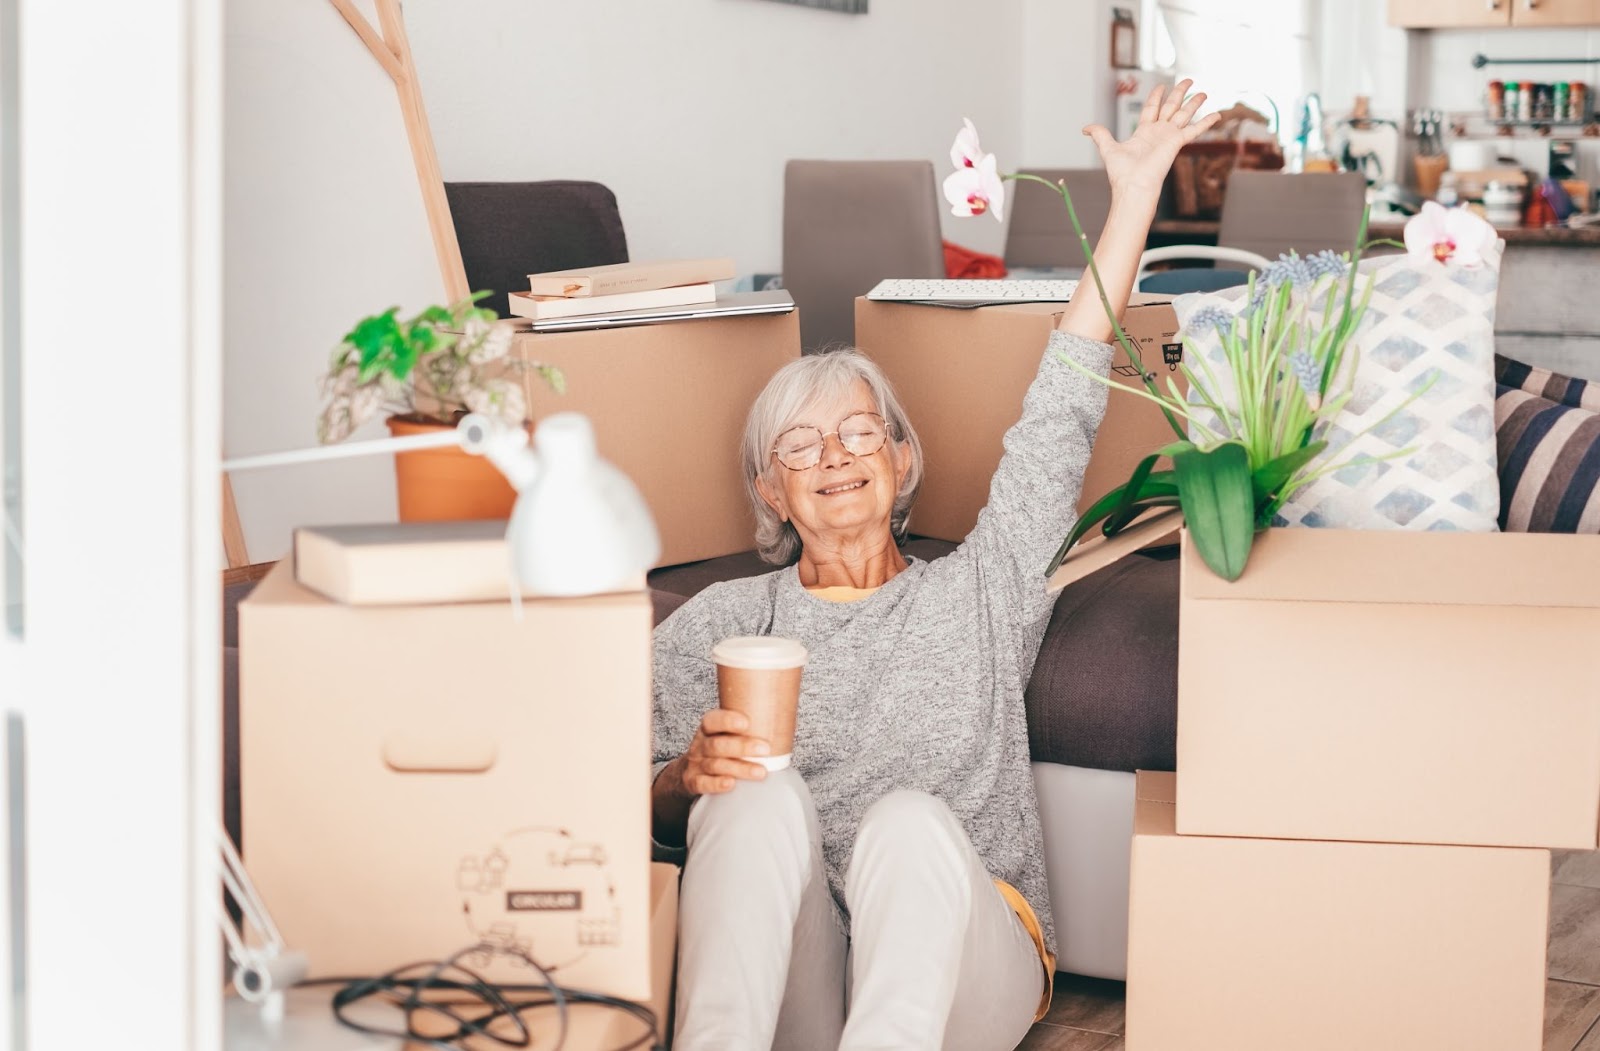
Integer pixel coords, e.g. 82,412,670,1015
1123,527,1600,1050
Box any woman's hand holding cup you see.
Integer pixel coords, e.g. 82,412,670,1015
678,709,774,796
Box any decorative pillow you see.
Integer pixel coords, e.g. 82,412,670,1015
1174,251,1502,531
1494,384,1600,533
1494,354,1600,412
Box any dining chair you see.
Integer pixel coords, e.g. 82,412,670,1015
782,160,945,352
1218,170,1368,263
1003,168,1112,270
446,180,630,319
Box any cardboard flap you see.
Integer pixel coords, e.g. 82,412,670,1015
1133,770,1177,837
1183,528,1600,610
1046,509,1183,593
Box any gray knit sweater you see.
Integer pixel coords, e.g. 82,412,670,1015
651,330,1114,954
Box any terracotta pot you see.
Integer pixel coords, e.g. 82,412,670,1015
386,414,516,522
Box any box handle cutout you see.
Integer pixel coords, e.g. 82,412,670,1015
382,734,497,773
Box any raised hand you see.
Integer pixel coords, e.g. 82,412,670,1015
1084,79,1219,202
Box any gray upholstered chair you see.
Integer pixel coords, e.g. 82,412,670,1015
781,160,945,352
1218,170,1368,263
445,180,629,319
1003,168,1112,270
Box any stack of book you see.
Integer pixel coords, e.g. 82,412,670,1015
508,257,736,322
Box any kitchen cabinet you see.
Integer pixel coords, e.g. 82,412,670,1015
1511,0,1600,26
1389,0,1514,27
1389,0,1600,24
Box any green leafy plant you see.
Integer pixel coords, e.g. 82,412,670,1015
1036,193,1451,580
318,292,564,444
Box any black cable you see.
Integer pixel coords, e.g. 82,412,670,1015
306,941,662,1051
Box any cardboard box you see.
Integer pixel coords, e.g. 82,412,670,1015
1178,527,1600,849
505,861,678,1048
239,560,655,999
1127,771,1549,1051
855,296,1184,543
510,311,801,567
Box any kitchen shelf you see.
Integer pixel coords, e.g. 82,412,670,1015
1491,119,1593,127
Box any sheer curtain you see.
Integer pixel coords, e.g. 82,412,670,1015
1141,0,1320,143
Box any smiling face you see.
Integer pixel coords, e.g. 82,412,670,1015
755,379,911,554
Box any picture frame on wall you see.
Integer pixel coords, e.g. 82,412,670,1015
756,0,868,11
1111,7,1138,70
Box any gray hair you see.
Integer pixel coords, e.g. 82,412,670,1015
741,348,924,565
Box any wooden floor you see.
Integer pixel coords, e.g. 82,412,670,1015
1021,848,1600,1050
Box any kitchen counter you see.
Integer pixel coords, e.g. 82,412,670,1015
1150,218,1600,246
1141,218,1600,382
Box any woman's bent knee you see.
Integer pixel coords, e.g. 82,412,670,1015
686,766,816,852
854,789,963,850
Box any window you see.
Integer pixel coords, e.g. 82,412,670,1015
1140,0,1320,144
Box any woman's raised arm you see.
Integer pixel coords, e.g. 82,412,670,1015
1056,80,1219,343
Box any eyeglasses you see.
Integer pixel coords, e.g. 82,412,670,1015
771,411,890,471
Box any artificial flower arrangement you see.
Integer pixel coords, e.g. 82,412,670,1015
944,120,1500,581
318,293,564,445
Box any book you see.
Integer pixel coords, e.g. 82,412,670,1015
293,520,527,605
292,520,646,605
507,281,716,321
526,258,735,298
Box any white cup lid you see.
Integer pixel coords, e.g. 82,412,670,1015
711,636,808,670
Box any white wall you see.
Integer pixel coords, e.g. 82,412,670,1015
406,0,1120,273
1317,0,1408,121
225,0,448,562
1020,0,1121,168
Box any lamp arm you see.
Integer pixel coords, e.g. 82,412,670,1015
218,825,307,1003
223,427,463,474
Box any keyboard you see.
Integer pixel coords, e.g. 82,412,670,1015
866,278,1080,302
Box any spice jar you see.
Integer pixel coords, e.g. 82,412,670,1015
1505,82,1522,122
1488,80,1506,121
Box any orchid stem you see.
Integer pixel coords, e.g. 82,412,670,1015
1003,171,1185,440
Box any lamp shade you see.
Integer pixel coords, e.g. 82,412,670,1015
505,413,660,597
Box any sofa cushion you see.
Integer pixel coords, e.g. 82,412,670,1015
649,540,1181,773
1496,354,1600,412
1025,548,1179,771
1494,384,1600,533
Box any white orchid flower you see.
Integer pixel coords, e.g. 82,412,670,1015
1404,201,1498,268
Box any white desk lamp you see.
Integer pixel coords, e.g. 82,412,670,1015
219,410,660,1015
222,410,661,596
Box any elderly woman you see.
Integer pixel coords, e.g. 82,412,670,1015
652,83,1217,1051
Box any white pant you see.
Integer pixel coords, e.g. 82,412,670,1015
673,768,1046,1050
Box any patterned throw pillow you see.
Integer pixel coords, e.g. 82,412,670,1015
1494,384,1600,533
1494,355,1600,412
1174,252,1502,531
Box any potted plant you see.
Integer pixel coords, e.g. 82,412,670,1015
318,292,564,522
941,116,1502,580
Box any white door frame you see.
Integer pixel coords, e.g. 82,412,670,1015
9,1,222,1048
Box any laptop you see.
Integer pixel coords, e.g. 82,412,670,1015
527,290,795,333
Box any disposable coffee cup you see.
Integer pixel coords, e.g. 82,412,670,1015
710,636,807,772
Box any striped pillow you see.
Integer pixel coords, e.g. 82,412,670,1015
1494,384,1600,533
1494,355,1600,412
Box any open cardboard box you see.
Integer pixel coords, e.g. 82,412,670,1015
1127,771,1548,1051
857,295,1184,545
1177,527,1600,849
508,310,801,568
